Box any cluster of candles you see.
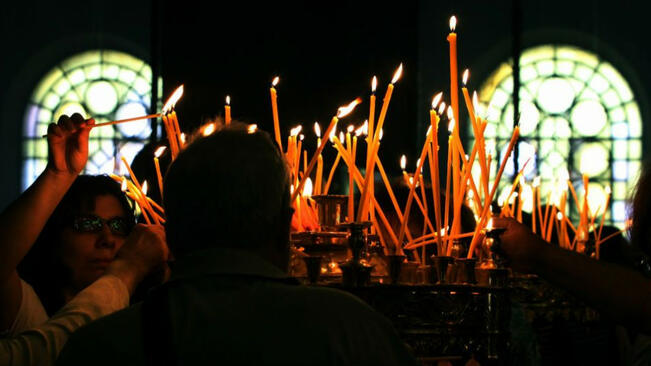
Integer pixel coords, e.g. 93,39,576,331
84,15,621,266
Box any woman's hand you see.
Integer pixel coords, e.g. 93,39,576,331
106,225,170,294
46,113,94,177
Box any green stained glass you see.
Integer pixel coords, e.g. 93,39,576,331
474,44,642,228
23,50,161,190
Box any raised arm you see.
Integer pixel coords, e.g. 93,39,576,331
494,217,651,333
0,114,93,330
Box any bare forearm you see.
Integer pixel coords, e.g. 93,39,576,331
0,169,76,281
532,241,651,332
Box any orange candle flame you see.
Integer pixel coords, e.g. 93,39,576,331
337,98,362,118
372,76,377,92
154,146,167,158
290,125,302,137
314,122,321,137
347,125,354,133
462,69,470,85
121,177,127,192
432,92,443,110
391,64,403,84
400,155,407,170
272,76,279,87
247,124,258,134
142,181,149,195
162,85,184,114
438,101,447,115
303,177,313,196
361,120,368,135
225,95,231,106
449,15,457,31
486,217,494,231
202,123,216,136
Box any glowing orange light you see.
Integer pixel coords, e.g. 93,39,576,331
272,76,279,87
162,85,184,114
337,98,362,118
391,63,403,84
314,122,321,138
438,101,447,115
400,155,407,170
290,125,302,137
450,16,457,32
142,181,148,195
347,125,354,133
225,95,231,106
462,69,469,85
486,217,494,231
303,177,313,196
247,124,258,134
180,133,186,145
154,146,167,158
372,76,377,93
431,92,443,109
361,120,368,136
202,123,216,137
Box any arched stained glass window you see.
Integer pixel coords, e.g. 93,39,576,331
473,44,642,228
23,50,158,190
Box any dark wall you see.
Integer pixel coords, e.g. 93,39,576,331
0,1,151,209
2,0,651,208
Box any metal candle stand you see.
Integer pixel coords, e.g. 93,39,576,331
337,221,374,287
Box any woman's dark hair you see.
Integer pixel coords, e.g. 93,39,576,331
18,175,135,315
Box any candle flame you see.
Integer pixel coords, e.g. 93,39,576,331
120,177,127,192
361,120,368,135
142,181,148,196
557,212,563,221
426,125,432,136
472,91,480,112
225,95,230,106
462,69,469,85
408,176,415,186
486,217,494,231
339,132,344,143
347,125,354,133
533,176,541,187
400,155,407,170
447,106,454,120
431,92,443,110
391,63,403,84
355,125,364,137
247,124,258,134
605,186,611,194
337,98,362,118
162,85,184,114
448,119,455,133
449,15,457,32
379,129,384,141
438,101,447,115
154,146,167,158
314,122,321,138
272,76,279,87
180,133,187,145
303,177,313,197
299,134,304,141
290,125,302,137
372,76,377,92
329,126,337,142
202,123,216,137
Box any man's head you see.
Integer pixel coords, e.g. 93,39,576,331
164,123,291,267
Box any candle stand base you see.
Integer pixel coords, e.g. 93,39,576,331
430,255,455,284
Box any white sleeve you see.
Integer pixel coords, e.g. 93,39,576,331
0,274,130,366
2,279,49,337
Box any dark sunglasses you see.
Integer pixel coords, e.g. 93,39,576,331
72,215,132,236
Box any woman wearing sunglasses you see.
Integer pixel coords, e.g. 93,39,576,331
0,113,169,365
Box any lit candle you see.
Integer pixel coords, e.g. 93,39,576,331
358,65,402,222
291,98,361,203
121,157,160,225
596,185,611,242
532,176,541,234
225,95,231,125
270,76,282,151
429,93,444,253
314,122,323,195
448,16,460,130
154,146,166,200
346,125,354,222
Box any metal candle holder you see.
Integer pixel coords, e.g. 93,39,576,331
338,221,374,287
311,195,348,231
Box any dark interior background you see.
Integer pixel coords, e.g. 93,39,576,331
1,0,650,209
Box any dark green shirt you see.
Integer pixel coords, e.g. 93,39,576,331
57,247,417,365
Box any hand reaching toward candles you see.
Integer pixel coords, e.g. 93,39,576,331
46,113,95,176
492,217,545,273
105,224,170,294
